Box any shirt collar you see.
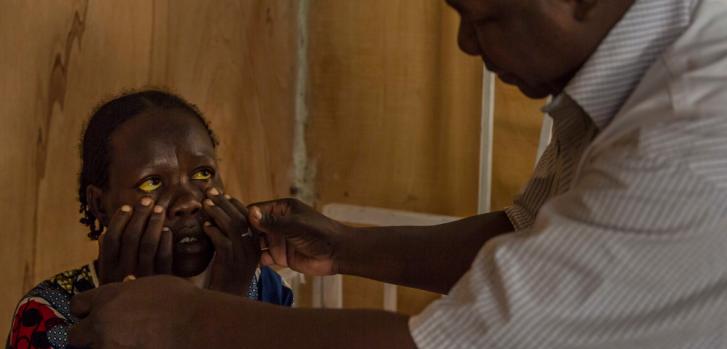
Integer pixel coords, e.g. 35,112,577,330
548,0,696,129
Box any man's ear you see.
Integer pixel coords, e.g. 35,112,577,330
573,0,598,21
86,185,109,226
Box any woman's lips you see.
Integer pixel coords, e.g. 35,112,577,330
174,236,209,255
172,226,210,255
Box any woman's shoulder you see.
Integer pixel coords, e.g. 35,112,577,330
256,266,294,307
43,263,98,296
7,263,97,349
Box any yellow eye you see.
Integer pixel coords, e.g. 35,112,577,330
137,178,162,193
192,169,213,181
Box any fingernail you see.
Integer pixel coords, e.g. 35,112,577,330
162,227,171,232
141,197,153,207
224,194,231,200
251,207,262,221
204,199,215,207
208,188,220,196
204,221,212,227
121,205,132,213
153,205,164,214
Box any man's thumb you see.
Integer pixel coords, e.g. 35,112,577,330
249,205,289,234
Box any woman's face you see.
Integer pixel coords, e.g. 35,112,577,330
94,108,221,277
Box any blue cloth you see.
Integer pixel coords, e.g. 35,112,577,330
257,266,294,306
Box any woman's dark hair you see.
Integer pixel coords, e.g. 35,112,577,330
79,89,218,240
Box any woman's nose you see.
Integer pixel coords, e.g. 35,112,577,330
167,192,202,218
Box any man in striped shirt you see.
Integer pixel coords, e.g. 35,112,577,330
69,0,727,348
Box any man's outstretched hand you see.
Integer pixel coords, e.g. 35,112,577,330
249,198,351,276
69,276,200,349
68,274,416,349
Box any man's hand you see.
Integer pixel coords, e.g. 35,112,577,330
97,197,173,284
248,198,350,276
68,276,199,349
68,275,417,349
252,199,513,293
202,188,260,295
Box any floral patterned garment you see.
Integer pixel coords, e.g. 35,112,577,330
6,263,293,349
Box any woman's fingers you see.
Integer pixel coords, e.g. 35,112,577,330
155,227,173,274
203,221,231,262
99,205,133,268
202,199,234,236
118,197,154,277
202,196,253,260
137,205,166,276
228,196,249,216
206,188,245,223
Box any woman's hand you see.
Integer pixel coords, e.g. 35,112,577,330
248,198,350,276
97,197,173,284
202,188,260,296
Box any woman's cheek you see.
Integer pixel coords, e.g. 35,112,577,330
212,177,224,191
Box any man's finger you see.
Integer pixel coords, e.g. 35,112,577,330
261,251,275,266
248,206,268,233
264,230,288,267
71,283,122,318
247,199,296,235
70,288,100,319
68,319,95,348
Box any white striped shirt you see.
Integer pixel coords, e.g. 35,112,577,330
411,0,727,347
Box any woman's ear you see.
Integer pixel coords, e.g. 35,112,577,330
86,185,109,226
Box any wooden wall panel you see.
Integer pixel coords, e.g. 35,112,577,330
303,1,482,313
491,81,547,210
0,0,297,334
307,0,482,220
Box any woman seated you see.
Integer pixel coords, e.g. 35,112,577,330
7,90,292,349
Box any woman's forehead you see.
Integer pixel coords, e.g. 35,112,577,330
108,109,216,169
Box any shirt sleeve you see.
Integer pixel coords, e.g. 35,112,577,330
410,99,727,347
7,296,72,349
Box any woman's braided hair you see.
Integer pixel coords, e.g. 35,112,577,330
78,89,218,240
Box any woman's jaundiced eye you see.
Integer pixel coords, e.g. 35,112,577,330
191,168,214,181
138,177,163,193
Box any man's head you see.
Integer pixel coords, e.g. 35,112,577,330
80,90,221,277
447,0,635,98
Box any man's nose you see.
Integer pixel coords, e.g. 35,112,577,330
457,19,481,56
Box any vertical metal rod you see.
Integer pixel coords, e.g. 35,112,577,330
293,0,320,307
478,71,496,214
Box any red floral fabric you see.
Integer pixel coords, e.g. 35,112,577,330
7,299,67,349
